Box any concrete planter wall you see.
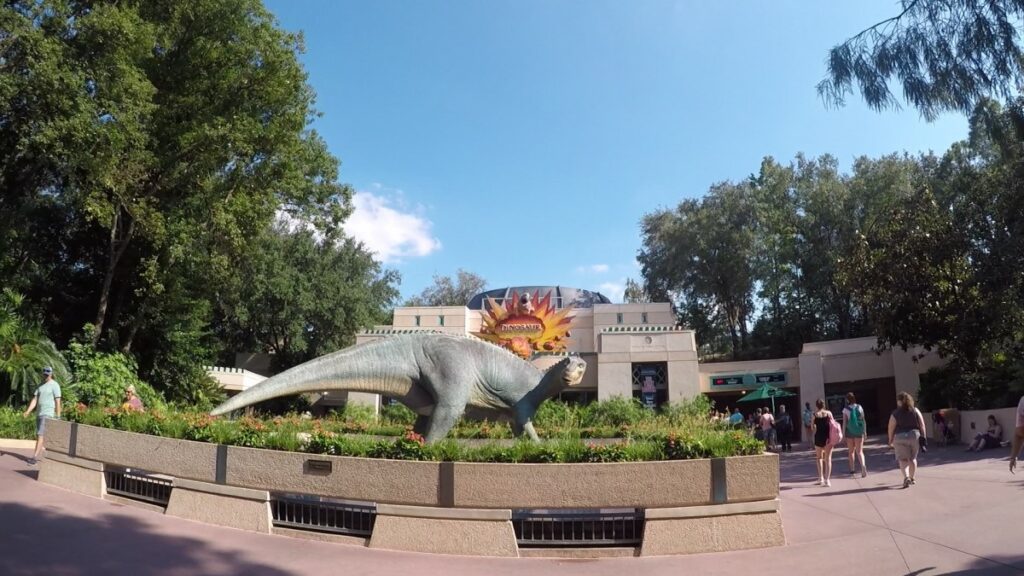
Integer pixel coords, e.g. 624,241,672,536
42,420,783,557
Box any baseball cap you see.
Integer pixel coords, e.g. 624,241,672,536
42,367,53,375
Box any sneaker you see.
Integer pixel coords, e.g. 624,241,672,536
816,478,824,486
825,480,831,487
861,470,868,478
27,458,37,466
902,477,911,489
910,478,916,485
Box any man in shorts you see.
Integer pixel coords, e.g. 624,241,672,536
1010,394,1024,474
22,366,62,466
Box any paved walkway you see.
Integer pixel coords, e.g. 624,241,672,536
1,438,1022,576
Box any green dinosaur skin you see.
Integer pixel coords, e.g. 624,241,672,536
210,333,586,442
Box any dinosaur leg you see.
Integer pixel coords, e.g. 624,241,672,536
422,402,466,443
514,407,541,442
412,415,430,436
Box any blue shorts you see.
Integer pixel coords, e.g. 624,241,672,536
36,416,48,436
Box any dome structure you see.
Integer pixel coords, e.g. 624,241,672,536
466,286,611,310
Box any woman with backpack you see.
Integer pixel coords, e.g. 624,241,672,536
888,391,928,489
811,398,837,486
843,392,867,477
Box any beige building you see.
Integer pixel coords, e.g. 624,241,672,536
344,286,945,434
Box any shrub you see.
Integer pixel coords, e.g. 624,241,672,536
64,339,165,411
581,396,653,428
0,406,35,439
380,402,416,425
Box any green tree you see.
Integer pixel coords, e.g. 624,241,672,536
405,269,487,307
0,290,71,404
622,278,650,304
819,0,1024,119
218,223,400,371
1,0,364,404
639,183,758,359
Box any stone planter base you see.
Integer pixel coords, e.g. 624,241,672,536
38,452,106,499
640,499,784,556
166,478,272,534
369,504,519,557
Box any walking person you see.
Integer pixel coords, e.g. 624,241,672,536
1010,394,1024,474
844,393,867,477
887,391,927,488
760,406,776,451
22,366,62,466
811,399,835,486
802,401,814,446
775,404,793,452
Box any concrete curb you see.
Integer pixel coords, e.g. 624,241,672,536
0,439,35,449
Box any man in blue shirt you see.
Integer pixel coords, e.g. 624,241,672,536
729,407,744,427
22,366,62,466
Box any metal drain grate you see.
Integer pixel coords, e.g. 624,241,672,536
271,494,376,537
104,467,173,506
512,508,644,547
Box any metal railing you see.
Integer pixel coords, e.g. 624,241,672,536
271,494,376,537
104,467,173,507
512,509,645,547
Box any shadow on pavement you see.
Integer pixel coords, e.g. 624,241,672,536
0,502,293,576
801,485,896,497
909,553,1024,575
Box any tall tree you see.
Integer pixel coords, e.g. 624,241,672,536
819,0,1024,119
405,269,488,307
639,183,758,359
217,223,399,371
622,278,650,304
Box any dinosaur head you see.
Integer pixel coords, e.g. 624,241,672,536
554,356,587,387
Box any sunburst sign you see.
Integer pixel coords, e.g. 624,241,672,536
473,290,575,359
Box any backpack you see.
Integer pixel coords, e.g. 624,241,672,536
846,404,865,436
827,414,844,446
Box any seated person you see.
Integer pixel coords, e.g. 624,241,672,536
122,385,145,412
966,415,1001,451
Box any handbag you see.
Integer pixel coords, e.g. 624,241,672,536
827,414,843,446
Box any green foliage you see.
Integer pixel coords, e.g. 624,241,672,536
0,406,35,439
0,290,72,404
820,0,1024,119
60,403,762,462
64,335,164,410
404,269,487,307
380,402,417,425
580,396,653,428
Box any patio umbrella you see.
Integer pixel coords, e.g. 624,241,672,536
736,383,796,413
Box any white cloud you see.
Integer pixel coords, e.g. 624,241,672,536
344,190,442,263
576,264,610,274
598,281,625,303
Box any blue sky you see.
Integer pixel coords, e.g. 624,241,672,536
264,1,968,303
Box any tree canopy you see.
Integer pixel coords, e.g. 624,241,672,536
405,269,488,307
0,0,399,406
819,0,1024,119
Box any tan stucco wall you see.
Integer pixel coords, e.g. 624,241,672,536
38,453,106,498
640,511,784,556
725,453,780,503
369,515,519,557
165,479,272,533
452,459,717,509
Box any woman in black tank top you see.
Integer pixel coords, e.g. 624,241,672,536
888,391,926,489
810,398,835,487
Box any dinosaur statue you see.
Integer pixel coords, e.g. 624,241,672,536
210,333,587,442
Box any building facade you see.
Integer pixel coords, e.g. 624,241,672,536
341,285,944,434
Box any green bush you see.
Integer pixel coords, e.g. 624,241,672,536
581,396,653,427
0,406,35,439
65,339,165,411
60,401,763,463
380,402,417,425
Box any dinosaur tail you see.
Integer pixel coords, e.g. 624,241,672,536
210,338,416,416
